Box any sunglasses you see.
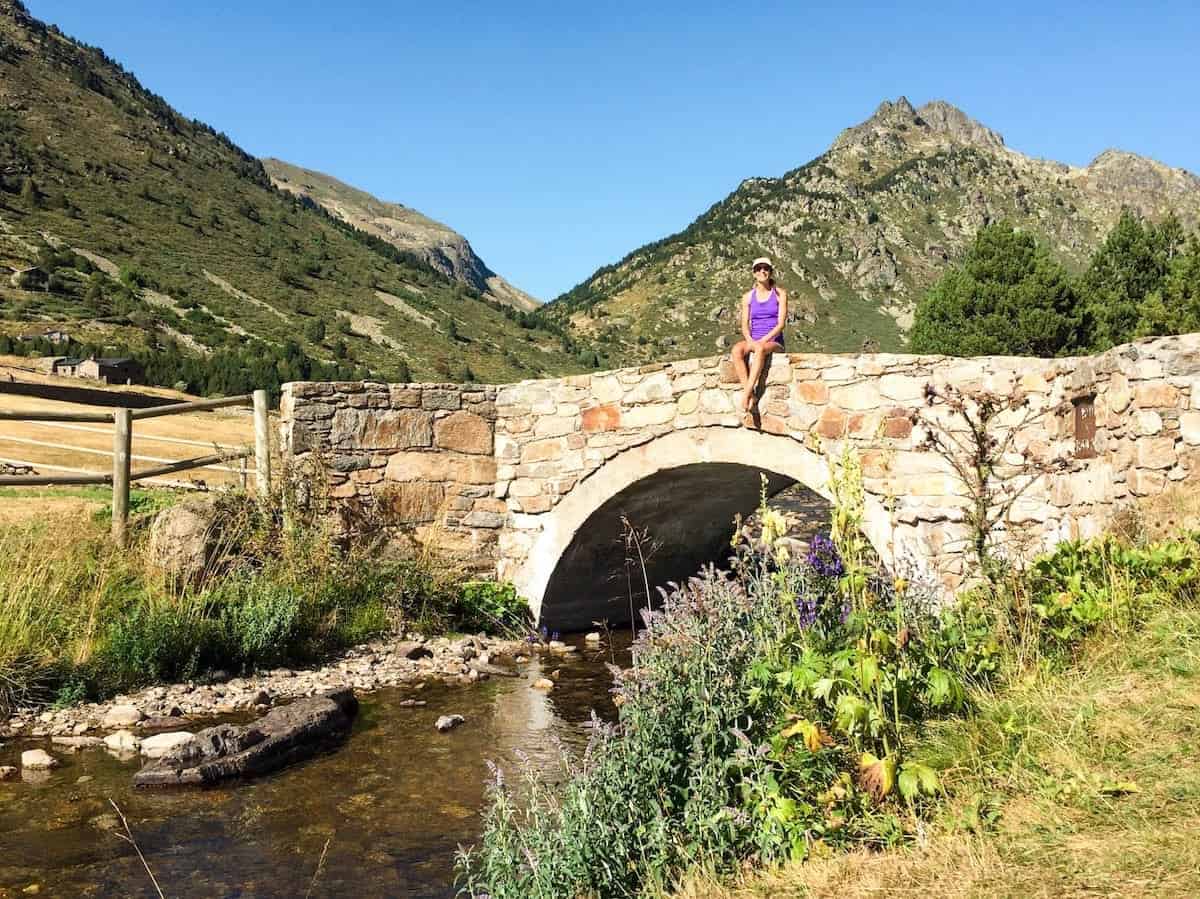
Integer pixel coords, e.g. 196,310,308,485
752,264,772,273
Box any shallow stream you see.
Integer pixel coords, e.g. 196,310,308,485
0,634,631,898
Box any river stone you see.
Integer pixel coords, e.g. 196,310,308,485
51,735,105,750
584,632,601,644
141,732,196,760
435,714,464,732
0,765,17,781
21,749,59,770
532,678,554,692
105,730,142,753
396,642,433,661
133,688,358,788
102,704,144,728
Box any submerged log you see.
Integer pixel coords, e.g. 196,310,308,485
133,688,358,788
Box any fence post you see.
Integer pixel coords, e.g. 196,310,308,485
253,389,271,496
112,408,132,547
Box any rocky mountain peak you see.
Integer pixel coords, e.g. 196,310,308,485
915,100,1005,149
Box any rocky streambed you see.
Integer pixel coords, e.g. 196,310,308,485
1,632,564,742
0,632,629,897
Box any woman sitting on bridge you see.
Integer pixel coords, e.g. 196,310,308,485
731,257,787,414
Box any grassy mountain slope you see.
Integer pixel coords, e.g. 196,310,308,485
545,97,1200,361
263,158,540,312
0,0,577,386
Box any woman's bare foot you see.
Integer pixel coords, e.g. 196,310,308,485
740,389,752,413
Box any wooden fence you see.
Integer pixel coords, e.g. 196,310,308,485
0,390,271,546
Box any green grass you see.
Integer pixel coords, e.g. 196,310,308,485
675,605,1200,898
0,486,527,715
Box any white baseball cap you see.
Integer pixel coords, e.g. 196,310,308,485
751,257,773,270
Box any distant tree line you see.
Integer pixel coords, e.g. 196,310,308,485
910,211,1200,357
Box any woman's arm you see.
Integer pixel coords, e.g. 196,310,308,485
760,288,788,344
740,291,752,342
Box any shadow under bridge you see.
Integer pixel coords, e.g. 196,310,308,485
528,424,854,628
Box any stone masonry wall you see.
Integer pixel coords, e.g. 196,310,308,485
279,381,502,566
280,334,1200,607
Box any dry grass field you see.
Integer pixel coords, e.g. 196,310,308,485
0,357,261,519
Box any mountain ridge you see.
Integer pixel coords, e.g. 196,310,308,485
262,158,539,312
0,0,580,390
544,97,1200,362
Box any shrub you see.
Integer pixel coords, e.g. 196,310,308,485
457,581,530,635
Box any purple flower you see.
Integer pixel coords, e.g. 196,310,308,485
551,631,561,642
807,534,845,578
796,595,818,629
840,598,852,624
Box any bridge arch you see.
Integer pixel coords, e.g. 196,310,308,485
510,427,897,629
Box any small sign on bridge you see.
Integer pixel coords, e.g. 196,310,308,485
1073,395,1097,459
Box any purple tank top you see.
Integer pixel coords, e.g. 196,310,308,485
748,287,784,346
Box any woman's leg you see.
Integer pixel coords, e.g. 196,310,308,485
731,341,753,410
745,342,782,410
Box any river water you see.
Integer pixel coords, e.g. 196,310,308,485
0,634,632,898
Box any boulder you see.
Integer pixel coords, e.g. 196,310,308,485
0,766,17,781
140,732,195,760
396,642,433,661
104,730,142,754
21,749,59,770
133,688,358,788
146,497,224,586
103,704,144,728
435,714,464,732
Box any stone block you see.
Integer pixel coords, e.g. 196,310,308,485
331,409,433,450
717,359,739,384
1135,410,1163,436
509,478,542,497
883,415,912,439
421,389,462,411
1182,412,1200,446
677,391,699,415
624,372,672,404
385,452,496,485
830,381,881,411
463,510,505,529
796,380,829,404
495,435,520,462
817,407,846,438
591,376,623,404
672,372,705,393
623,404,676,427
1128,468,1167,496
1135,437,1177,470
700,389,734,413
1135,383,1179,409
582,403,621,432
388,386,421,408
522,438,565,463
765,358,791,384
292,402,336,421
534,415,578,438
434,411,492,454
879,374,926,401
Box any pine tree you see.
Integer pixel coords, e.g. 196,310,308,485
1079,210,1182,349
1136,237,1200,336
909,222,1082,357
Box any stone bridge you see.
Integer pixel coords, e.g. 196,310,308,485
280,334,1200,629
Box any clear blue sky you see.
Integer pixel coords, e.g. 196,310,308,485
27,1,1200,300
